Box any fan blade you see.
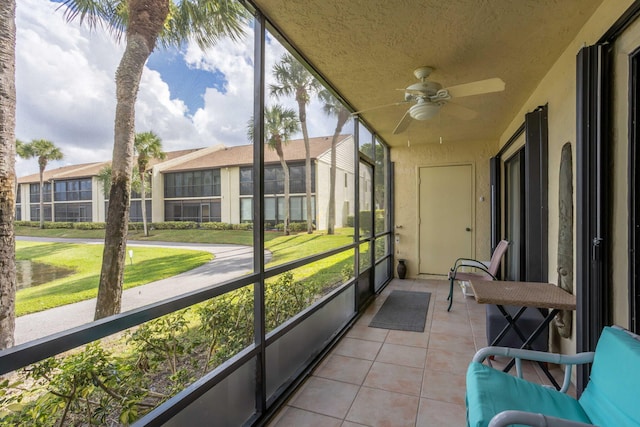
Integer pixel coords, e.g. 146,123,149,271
351,101,409,116
443,102,478,120
393,110,412,134
443,78,505,98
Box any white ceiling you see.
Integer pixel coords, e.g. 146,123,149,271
252,0,604,147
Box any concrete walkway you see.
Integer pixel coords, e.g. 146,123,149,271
15,237,270,345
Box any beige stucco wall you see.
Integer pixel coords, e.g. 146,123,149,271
391,139,496,278
497,0,635,355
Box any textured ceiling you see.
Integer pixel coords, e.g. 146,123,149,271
252,0,603,147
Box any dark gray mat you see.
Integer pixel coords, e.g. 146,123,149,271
369,290,431,332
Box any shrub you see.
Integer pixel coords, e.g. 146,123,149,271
150,221,198,230
43,221,73,229
15,220,39,228
73,222,106,230
200,222,234,230
232,222,253,231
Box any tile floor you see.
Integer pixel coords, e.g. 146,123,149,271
268,278,570,427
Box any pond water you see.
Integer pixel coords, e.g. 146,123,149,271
16,260,75,290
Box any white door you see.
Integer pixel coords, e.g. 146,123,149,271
419,164,473,274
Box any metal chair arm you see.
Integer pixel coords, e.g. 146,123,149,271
488,410,594,427
473,347,595,393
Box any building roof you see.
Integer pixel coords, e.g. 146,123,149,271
161,135,350,172
17,148,204,184
17,136,351,182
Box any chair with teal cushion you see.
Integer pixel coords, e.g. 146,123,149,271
466,326,640,427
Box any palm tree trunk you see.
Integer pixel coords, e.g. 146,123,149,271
140,170,148,236
95,0,168,320
38,168,44,229
0,0,16,349
298,102,313,234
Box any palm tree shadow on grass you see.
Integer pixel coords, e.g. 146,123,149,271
16,243,79,260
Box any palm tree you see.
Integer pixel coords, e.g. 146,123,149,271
19,139,64,229
0,0,17,350
270,53,322,234
134,131,165,236
60,0,248,319
318,89,351,235
248,105,300,235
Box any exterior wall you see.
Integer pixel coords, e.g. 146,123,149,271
151,167,164,223
497,0,635,355
392,139,496,278
92,177,105,222
316,136,356,230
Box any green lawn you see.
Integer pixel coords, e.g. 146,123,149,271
16,241,212,316
15,227,358,316
15,225,281,246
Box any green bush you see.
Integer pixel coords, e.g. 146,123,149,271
43,221,73,229
232,222,253,231
150,221,198,230
274,221,307,232
73,222,106,230
0,270,332,425
200,222,234,230
15,220,39,228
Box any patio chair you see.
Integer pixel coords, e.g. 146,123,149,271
446,240,509,311
466,325,640,427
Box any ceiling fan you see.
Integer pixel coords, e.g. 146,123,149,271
352,66,505,135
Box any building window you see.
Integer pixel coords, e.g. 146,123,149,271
54,202,92,222
30,205,52,222
54,179,92,202
29,182,52,203
240,197,252,222
164,199,221,222
129,200,152,223
239,163,315,196
164,169,221,198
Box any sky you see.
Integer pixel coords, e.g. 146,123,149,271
14,0,342,178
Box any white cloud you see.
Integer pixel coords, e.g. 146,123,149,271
15,0,344,178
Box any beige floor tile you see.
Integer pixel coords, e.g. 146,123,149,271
427,331,477,354
334,337,383,360
421,369,466,405
363,361,423,396
425,348,473,373
289,377,360,419
347,324,389,342
270,406,342,427
416,398,466,427
376,343,427,368
314,354,373,385
341,422,370,427
386,330,430,348
430,318,473,337
346,387,420,427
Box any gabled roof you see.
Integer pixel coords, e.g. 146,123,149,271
17,136,352,182
162,135,350,173
17,148,204,184
18,162,108,184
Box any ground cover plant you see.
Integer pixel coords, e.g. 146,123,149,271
15,242,212,316
2,227,362,424
0,262,354,425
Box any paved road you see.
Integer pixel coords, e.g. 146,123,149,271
15,237,270,345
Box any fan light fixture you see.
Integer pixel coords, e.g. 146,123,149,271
409,101,441,120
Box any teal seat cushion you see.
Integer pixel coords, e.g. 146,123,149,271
466,361,591,427
579,326,640,426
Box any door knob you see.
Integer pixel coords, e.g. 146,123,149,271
465,227,472,232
